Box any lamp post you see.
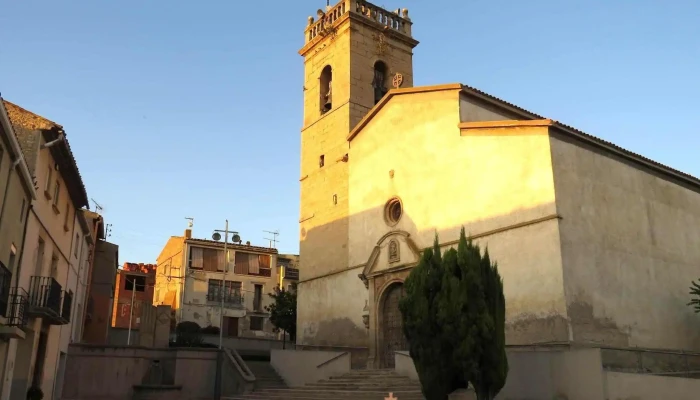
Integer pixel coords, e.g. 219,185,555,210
213,220,238,349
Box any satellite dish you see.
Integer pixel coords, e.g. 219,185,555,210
233,234,241,243
212,232,221,241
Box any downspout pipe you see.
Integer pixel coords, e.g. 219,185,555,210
40,132,65,149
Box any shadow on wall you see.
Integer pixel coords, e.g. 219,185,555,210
60,344,250,400
297,196,578,350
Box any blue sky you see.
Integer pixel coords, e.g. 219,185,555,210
1,0,698,265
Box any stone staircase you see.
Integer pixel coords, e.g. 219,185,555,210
246,361,288,390
225,368,424,399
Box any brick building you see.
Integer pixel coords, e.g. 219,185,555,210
111,263,156,329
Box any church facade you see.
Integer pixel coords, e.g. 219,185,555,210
297,0,700,369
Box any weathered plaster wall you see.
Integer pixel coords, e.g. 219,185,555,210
297,13,416,347
299,25,353,283
154,235,185,320
550,133,700,350
348,89,568,345
179,267,277,339
297,266,368,346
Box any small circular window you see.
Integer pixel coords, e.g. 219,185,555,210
384,197,403,226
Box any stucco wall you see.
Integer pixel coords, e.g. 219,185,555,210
550,133,700,350
604,371,700,400
297,266,368,346
344,90,567,345
0,133,31,277
179,268,277,338
61,345,225,400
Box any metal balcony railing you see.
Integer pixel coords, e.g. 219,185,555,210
5,288,29,328
206,292,244,307
0,262,11,317
285,268,300,281
27,276,65,324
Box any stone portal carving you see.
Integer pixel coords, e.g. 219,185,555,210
388,239,400,264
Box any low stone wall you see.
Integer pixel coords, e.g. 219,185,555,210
60,344,249,400
393,346,700,400
270,349,351,387
294,344,369,369
605,371,700,400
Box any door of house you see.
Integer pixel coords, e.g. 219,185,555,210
224,317,239,337
381,283,408,368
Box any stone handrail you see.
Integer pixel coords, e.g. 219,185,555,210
226,347,255,381
220,347,256,395
305,0,412,43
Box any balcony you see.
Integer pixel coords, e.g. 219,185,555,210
0,288,29,340
27,276,69,325
0,262,11,317
285,268,299,281
248,267,271,278
205,292,245,308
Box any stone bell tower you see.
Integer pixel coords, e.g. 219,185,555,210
297,0,419,347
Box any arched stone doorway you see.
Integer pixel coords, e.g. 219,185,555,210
379,282,408,368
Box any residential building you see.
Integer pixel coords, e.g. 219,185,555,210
297,0,700,371
80,210,118,345
156,228,280,338
277,253,299,291
0,96,38,398
111,262,156,331
2,100,93,400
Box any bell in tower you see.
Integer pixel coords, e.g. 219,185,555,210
372,61,389,105
320,65,333,114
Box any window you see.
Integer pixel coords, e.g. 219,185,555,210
253,284,263,311
249,316,264,331
35,238,45,275
74,234,79,257
207,279,242,303
319,155,325,168
53,181,60,206
64,203,70,228
234,252,272,276
384,197,403,226
188,246,229,272
20,198,26,222
125,275,146,292
50,254,59,278
45,166,53,193
319,65,333,114
8,246,17,273
372,61,389,105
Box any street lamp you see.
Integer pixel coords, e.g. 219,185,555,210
213,220,238,349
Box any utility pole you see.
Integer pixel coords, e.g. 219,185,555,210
127,276,136,345
213,221,238,349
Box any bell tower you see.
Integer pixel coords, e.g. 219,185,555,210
297,0,419,346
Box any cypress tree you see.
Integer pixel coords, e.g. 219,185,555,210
400,229,508,400
401,235,464,400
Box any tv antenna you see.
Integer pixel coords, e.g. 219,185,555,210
91,198,104,213
185,217,194,228
263,230,279,248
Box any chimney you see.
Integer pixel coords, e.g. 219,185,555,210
184,229,192,239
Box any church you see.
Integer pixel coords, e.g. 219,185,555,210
296,0,700,370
